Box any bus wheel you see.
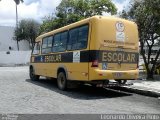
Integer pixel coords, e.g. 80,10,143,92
57,72,67,90
30,67,39,81
116,80,127,84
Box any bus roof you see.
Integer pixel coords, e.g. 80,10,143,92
36,16,135,42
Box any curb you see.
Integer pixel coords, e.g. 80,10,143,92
119,86,160,98
0,64,29,67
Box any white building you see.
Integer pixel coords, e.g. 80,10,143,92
144,45,160,55
139,43,160,67
0,26,30,51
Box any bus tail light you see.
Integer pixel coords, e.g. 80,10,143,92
91,60,99,67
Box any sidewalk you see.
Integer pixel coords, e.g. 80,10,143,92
123,74,160,97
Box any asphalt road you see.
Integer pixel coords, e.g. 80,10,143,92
0,66,160,114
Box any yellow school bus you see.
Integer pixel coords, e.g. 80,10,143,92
30,16,139,90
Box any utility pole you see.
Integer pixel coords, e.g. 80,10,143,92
15,3,19,51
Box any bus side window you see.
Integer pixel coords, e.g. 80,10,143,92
67,24,88,50
52,31,68,52
77,25,89,49
32,42,40,55
68,28,78,50
42,36,53,54
53,33,61,52
60,31,68,51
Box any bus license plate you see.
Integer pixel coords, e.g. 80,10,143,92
113,72,122,78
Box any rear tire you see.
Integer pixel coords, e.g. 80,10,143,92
57,72,67,90
30,67,39,81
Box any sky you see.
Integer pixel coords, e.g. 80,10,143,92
0,0,130,27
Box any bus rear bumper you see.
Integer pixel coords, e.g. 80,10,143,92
89,69,139,81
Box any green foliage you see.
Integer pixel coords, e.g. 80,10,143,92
14,19,40,49
40,0,117,33
121,0,160,79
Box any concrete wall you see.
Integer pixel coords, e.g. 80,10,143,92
0,51,31,66
0,26,30,51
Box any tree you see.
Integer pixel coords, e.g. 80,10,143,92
40,0,117,33
121,0,160,79
14,0,23,51
14,19,40,49
56,0,117,17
